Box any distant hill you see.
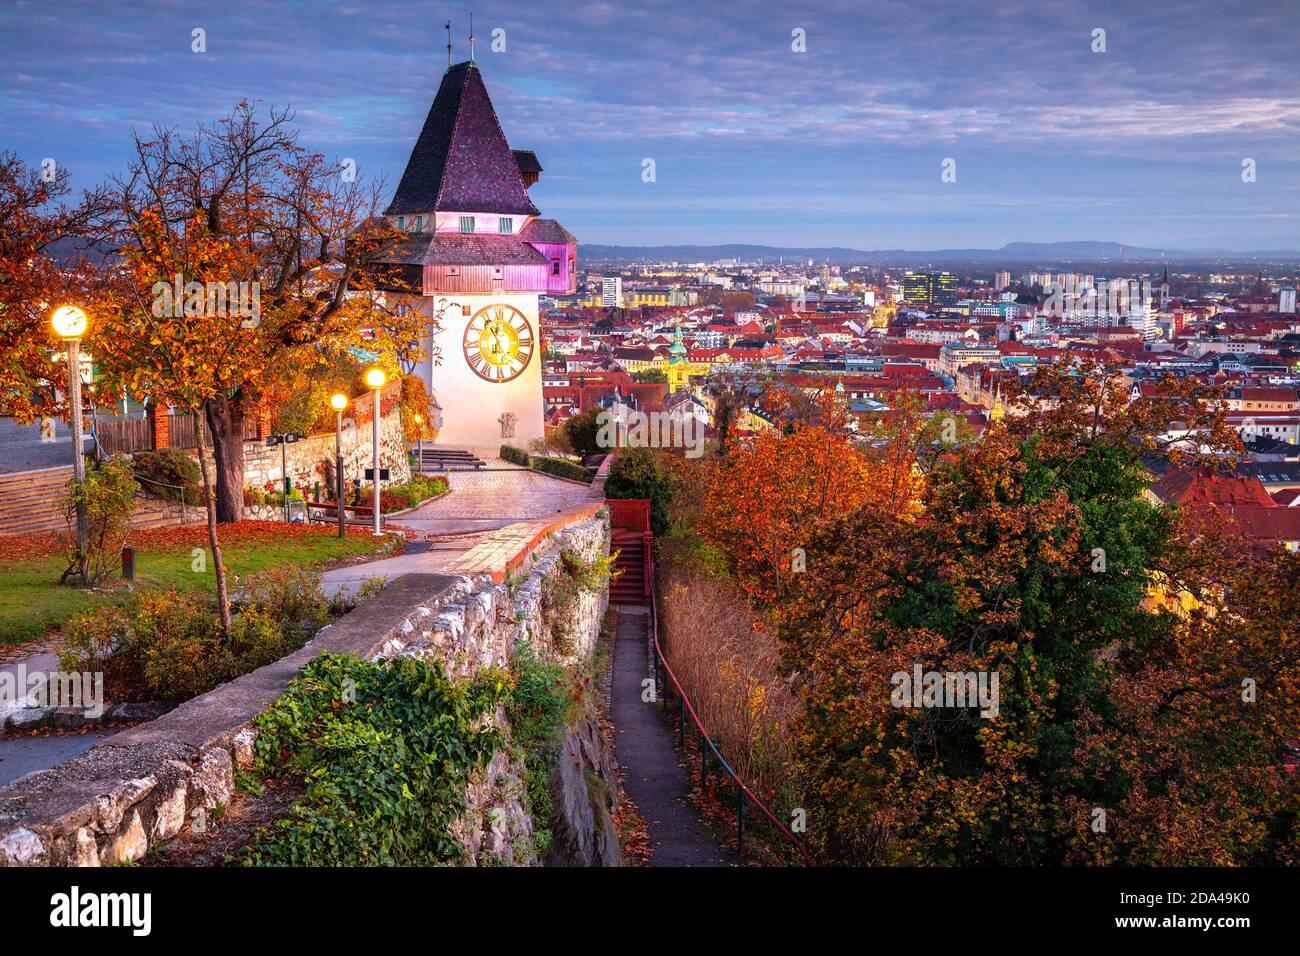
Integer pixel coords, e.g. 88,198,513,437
579,240,1300,265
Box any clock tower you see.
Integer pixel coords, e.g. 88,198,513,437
376,60,577,452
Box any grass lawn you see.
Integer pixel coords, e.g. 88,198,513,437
0,522,394,646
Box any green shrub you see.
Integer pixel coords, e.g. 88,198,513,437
59,604,132,681
58,567,339,703
240,566,334,641
500,444,530,466
59,456,139,586
502,444,593,482
529,455,593,483
604,448,674,535
131,448,201,505
505,641,583,853
244,654,505,866
562,409,604,458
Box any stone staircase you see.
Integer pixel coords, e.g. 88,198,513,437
417,447,487,472
0,466,199,537
610,529,650,605
0,466,73,535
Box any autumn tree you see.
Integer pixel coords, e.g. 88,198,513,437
90,103,429,526
782,366,1293,865
0,153,109,422
700,389,883,608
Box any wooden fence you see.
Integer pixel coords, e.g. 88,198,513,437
94,418,151,456
168,414,213,450
94,412,257,455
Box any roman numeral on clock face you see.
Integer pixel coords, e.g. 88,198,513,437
464,303,534,382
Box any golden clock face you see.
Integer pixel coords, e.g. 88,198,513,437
463,304,534,383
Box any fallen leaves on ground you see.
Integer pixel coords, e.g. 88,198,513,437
0,520,378,567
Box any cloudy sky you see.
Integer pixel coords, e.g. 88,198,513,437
3,0,1298,249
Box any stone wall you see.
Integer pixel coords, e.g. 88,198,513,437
242,380,411,497
0,506,615,867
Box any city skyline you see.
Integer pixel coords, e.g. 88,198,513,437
2,0,1299,249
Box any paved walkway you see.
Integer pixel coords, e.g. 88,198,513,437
395,462,593,536
610,606,735,867
322,463,594,600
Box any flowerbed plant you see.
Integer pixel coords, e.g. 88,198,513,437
356,474,448,513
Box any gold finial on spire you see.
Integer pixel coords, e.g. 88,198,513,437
445,19,452,71
469,12,475,63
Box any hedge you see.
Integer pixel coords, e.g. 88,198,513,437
500,445,594,482
529,455,594,483
500,444,530,466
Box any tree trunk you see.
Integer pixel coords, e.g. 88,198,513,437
205,392,246,523
194,407,233,635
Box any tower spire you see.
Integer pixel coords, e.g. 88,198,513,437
445,19,452,71
469,12,475,63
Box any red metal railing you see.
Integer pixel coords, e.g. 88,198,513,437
607,497,651,535
647,553,815,866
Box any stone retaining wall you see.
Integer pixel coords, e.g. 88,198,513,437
242,381,411,497
0,506,612,867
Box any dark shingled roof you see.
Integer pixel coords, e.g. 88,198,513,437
512,150,542,174
520,218,578,245
385,62,539,218
374,233,549,267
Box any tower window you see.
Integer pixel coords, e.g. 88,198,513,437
551,259,561,276
396,216,405,230
498,217,513,234
413,215,423,232
459,216,475,233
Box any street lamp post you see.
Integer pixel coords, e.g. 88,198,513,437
51,306,89,586
414,414,424,476
364,367,387,536
330,392,349,540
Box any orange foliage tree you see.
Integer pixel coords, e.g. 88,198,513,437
700,388,911,609
89,103,428,528
0,153,110,423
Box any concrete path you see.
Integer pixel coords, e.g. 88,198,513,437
0,650,60,722
0,649,116,788
392,462,593,536
319,537,484,602
0,729,118,788
321,463,593,600
610,605,735,867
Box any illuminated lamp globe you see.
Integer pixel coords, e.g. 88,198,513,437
330,392,349,411
51,305,89,340
364,367,387,390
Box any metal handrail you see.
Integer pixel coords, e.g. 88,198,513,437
647,560,815,866
90,431,195,524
